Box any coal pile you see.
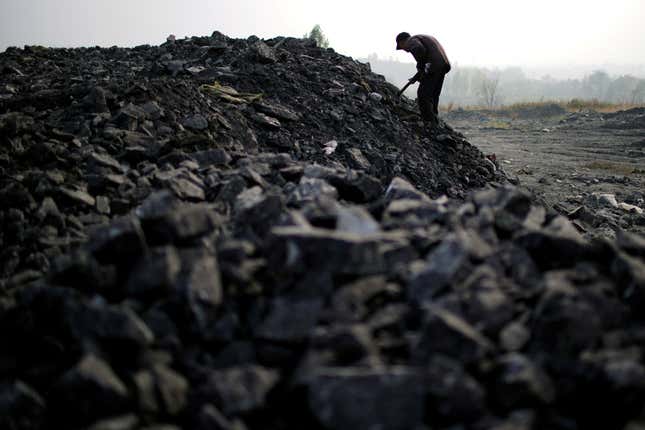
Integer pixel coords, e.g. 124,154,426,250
2,32,645,430
602,107,645,130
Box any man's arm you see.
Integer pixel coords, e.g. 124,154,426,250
408,71,422,83
406,37,427,73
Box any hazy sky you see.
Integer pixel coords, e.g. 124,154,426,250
1,0,644,70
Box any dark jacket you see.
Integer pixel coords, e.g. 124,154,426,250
405,34,451,75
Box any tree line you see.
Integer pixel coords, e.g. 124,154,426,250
365,54,645,107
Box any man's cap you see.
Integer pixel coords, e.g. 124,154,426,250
396,32,410,50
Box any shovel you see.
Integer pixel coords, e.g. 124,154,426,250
397,80,413,99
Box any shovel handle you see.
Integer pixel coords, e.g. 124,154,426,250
397,81,413,98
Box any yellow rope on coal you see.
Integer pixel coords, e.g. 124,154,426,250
199,81,263,104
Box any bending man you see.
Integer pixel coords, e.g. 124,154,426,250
396,32,451,127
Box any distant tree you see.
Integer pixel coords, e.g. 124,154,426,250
304,25,330,48
607,75,639,103
479,73,500,108
584,70,611,100
631,80,645,104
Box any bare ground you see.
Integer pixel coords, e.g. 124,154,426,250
446,108,645,237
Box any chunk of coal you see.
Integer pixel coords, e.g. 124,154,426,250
125,246,181,299
254,297,323,343
413,305,494,365
304,367,425,430
425,357,487,424
68,302,154,349
0,381,46,430
182,114,209,131
385,177,431,202
407,235,470,303
199,365,279,415
490,353,555,410
143,204,219,245
86,414,139,430
268,226,387,276
303,165,382,203
51,354,130,424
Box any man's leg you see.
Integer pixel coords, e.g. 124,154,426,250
417,76,436,124
431,73,446,116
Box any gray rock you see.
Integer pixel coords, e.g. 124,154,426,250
383,199,446,227
112,103,147,131
182,114,209,131
157,170,206,201
125,246,182,299
616,229,645,258
37,196,65,229
133,370,159,415
491,353,555,410
59,186,96,207
346,148,371,170
252,41,277,64
216,175,247,203
385,177,431,202
287,177,338,206
255,297,323,343
305,324,382,368
532,278,604,356
202,365,279,415
335,205,381,235
500,321,531,352
87,414,139,430
408,235,470,303
88,152,122,172
190,149,232,167
303,165,382,203
82,86,110,113
612,250,645,310
135,190,181,220
515,215,592,269
96,196,111,215
152,365,189,416
175,249,223,309
254,101,300,121
268,226,387,276
88,217,147,268
234,187,285,237
143,204,219,245
425,357,486,423
52,354,130,423
252,112,281,129
165,60,186,75
141,101,164,120
413,305,494,365
0,381,46,430
305,367,425,430
369,92,384,102
69,302,154,348
195,404,247,430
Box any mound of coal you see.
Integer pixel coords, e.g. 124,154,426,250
602,107,645,129
498,103,566,119
0,31,498,283
2,32,645,430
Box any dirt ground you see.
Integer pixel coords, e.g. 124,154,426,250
445,108,645,237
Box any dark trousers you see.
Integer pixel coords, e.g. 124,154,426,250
417,72,446,124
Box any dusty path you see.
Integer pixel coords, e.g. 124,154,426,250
446,109,645,236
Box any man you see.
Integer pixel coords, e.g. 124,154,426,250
396,32,451,127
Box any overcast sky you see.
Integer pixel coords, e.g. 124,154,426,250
1,0,644,71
